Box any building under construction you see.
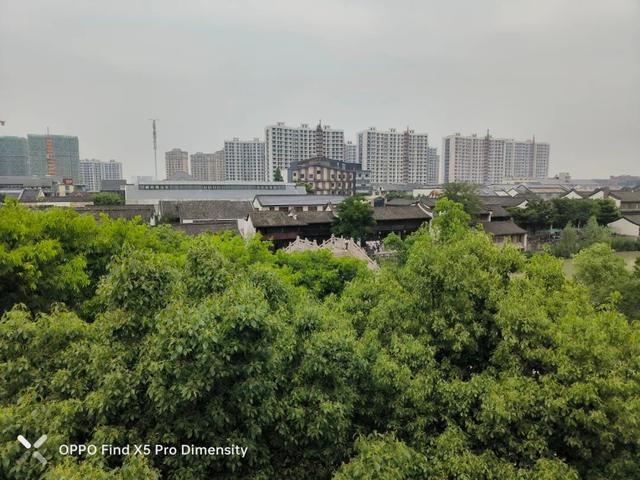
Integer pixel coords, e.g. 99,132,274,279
26,133,80,182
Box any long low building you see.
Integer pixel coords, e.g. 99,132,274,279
125,180,306,205
253,194,346,211
239,205,433,249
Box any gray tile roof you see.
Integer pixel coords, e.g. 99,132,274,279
26,193,94,203
386,198,417,206
175,200,254,221
479,220,527,236
478,195,528,207
609,190,640,202
620,214,640,226
18,189,40,202
254,194,346,207
249,211,307,227
100,179,126,191
484,204,511,218
295,211,336,224
249,210,335,228
373,206,431,221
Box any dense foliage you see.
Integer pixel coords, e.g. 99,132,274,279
550,216,612,258
1,201,639,479
442,182,483,215
510,198,621,231
92,192,125,206
331,197,375,243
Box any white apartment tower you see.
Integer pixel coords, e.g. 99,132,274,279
224,138,266,181
443,132,550,184
79,159,123,192
165,148,189,180
190,151,225,181
344,141,358,163
357,127,436,184
265,122,345,180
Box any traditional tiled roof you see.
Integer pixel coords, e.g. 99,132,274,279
619,214,640,226
478,195,528,207
18,189,41,202
484,204,511,218
385,198,417,206
175,200,253,221
249,211,307,227
609,190,640,202
295,211,336,224
373,206,431,221
100,179,126,191
25,193,94,203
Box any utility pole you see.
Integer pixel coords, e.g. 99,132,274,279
148,119,159,179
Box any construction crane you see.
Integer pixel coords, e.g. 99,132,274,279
148,118,159,180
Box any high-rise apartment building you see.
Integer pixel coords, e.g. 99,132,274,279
165,148,189,179
79,159,123,192
357,127,435,184
265,122,345,179
0,136,29,176
442,132,550,184
224,138,266,181
344,141,358,164
427,147,440,184
27,134,80,182
190,151,225,181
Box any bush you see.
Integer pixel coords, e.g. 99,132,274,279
611,236,640,252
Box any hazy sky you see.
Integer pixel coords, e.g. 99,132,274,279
1,0,639,179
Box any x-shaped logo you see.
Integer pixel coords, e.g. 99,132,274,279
17,434,48,466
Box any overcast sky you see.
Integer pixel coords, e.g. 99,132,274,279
1,0,639,179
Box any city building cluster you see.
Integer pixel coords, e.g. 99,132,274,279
159,121,550,188
0,133,123,192
0,123,551,195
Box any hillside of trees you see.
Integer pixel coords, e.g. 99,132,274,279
1,200,639,479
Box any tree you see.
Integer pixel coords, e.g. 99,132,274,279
432,198,471,241
273,167,284,182
1,200,640,479
551,223,579,258
297,182,314,194
91,192,125,205
551,198,596,228
509,199,554,232
594,199,621,225
573,242,629,305
580,215,612,248
275,248,368,299
385,191,413,201
332,197,376,243
442,182,483,215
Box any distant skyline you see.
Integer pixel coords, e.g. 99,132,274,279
1,0,639,180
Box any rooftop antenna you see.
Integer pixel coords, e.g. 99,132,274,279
148,119,159,179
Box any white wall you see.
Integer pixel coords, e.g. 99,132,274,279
608,218,640,237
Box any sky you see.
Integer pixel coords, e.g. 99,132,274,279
1,0,639,180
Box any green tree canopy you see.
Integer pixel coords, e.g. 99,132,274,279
332,197,376,243
442,182,483,215
1,199,639,479
91,192,125,205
